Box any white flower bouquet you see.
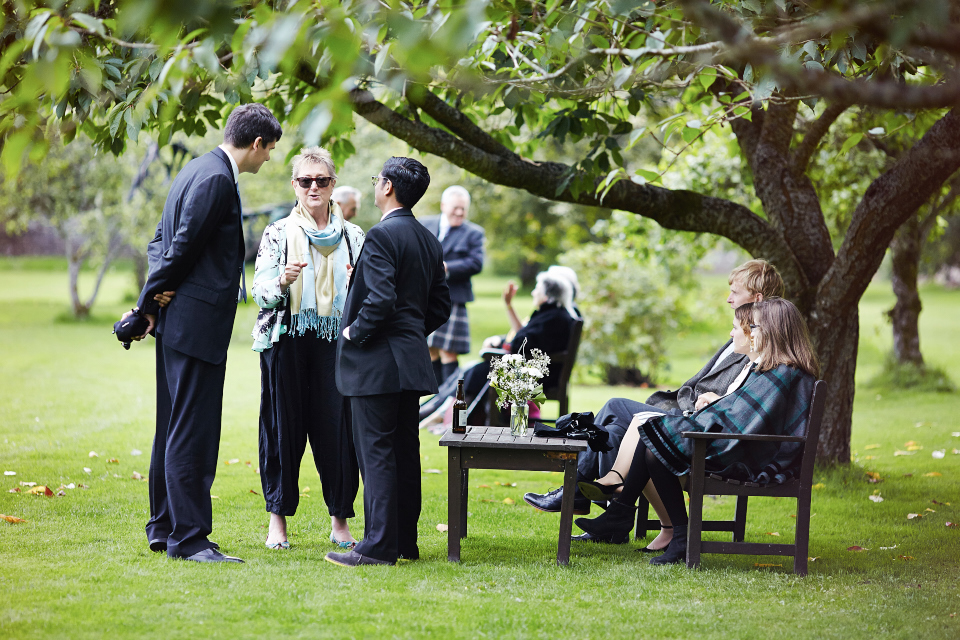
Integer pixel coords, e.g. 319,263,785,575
487,341,550,410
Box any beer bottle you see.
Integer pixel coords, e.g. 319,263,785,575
452,379,468,434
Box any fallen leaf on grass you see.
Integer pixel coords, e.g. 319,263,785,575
847,546,869,551
952,432,960,437
932,499,951,505
65,483,75,489
131,449,142,456
866,471,882,483
77,484,88,489
502,498,515,505
436,524,449,532
894,451,915,456
224,458,240,465
869,493,884,503
0,514,27,524
864,456,876,460
932,450,946,459
423,469,442,474
107,458,119,464
26,486,53,496
88,451,98,458
812,483,825,490
19,481,36,487
907,513,922,519
925,508,936,512
880,545,898,550
8,487,20,493
924,472,943,477
478,484,490,489
905,440,919,447
83,467,91,474
946,522,956,528
249,489,260,495
481,499,497,503
954,449,960,455
299,493,310,498
903,473,913,477
864,444,880,450
131,472,144,481
808,557,819,562
765,532,780,536
3,471,15,476
494,482,518,487
244,461,252,467
899,556,914,561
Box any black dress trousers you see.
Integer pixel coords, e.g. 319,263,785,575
259,332,358,519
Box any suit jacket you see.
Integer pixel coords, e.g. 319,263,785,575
418,215,484,304
137,148,244,365
336,209,452,397
645,339,750,414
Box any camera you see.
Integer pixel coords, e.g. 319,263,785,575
113,309,150,350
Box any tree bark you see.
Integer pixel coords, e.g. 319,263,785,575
888,215,924,365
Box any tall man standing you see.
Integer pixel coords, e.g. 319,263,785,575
123,103,282,563
327,157,451,567
419,186,485,385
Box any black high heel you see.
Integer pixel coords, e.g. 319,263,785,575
637,525,673,553
577,470,624,502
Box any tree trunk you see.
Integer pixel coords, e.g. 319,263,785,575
133,251,148,293
67,251,90,319
887,215,924,365
807,305,860,463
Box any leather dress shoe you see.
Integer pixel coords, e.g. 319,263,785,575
182,548,244,563
523,487,591,515
148,539,167,553
325,550,395,567
571,531,629,544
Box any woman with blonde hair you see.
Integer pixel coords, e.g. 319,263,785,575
251,146,365,550
576,298,818,564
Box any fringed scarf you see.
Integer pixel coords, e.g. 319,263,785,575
286,202,349,339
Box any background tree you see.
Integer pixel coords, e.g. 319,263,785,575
5,1,960,462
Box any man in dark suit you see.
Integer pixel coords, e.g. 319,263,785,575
326,157,451,567
523,259,785,542
419,186,485,385
122,103,282,563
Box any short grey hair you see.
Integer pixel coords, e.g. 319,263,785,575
441,185,471,205
332,185,361,206
535,270,576,318
291,146,337,180
547,265,581,300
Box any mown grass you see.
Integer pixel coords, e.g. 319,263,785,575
1,259,958,639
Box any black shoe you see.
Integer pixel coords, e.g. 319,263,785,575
577,470,624,502
182,548,243,563
325,550,395,567
649,527,688,565
523,487,590,515
571,531,629,544
148,538,167,553
638,525,673,553
575,499,636,539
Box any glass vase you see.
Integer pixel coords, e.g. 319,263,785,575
510,403,529,437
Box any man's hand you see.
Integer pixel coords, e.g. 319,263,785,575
153,291,176,307
695,392,721,411
280,261,308,287
443,261,448,274
503,281,518,305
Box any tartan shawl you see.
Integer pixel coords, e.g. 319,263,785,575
638,364,815,485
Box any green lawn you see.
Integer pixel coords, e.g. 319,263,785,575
1,260,958,639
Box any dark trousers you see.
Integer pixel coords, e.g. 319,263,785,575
349,391,422,563
146,335,226,558
259,333,358,518
578,399,678,480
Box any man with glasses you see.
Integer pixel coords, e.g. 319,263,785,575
327,158,451,567
120,103,282,563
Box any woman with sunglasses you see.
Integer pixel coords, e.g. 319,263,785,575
575,298,818,564
251,146,365,550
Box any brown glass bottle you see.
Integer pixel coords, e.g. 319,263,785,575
452,379,467,434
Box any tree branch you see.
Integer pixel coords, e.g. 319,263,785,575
791,102,850,174
403,86,517,160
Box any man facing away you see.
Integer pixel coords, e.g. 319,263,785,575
331,185,361,222
419,185,485,385
523,259,785,542
123,103,282,563
327,157,452,567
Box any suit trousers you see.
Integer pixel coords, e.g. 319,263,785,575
349,391,422,563
145,335,226,558
577,399,680,481
258,332,358,518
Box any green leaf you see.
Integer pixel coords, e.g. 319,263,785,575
71,13,105,36
374,43,391,77
699,67,717,90
837,132,863,157
635,169,660,183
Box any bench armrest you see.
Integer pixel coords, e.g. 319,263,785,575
681,432,805,443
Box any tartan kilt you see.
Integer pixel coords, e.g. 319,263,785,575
427,302,471,354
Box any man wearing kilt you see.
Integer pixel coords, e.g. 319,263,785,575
419,186,485,385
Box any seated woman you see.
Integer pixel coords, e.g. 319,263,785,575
419,269,579,425
575,297,819,564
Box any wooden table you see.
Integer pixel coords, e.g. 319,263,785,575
439,425,589,566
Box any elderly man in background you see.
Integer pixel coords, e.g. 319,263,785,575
419,185,485,386
331,185,361,222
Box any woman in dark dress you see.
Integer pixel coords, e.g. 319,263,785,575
575,298,819,564
251,147,365,550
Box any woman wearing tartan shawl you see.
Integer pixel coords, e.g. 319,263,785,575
575,298,819,565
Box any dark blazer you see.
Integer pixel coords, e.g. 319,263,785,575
336,209,452,397
137,148,244,365
645,339,750,414
418,215,484,304
509,302,574,390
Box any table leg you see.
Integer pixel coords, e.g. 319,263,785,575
448,446,462,562
557,457,577,566
460,468,469,538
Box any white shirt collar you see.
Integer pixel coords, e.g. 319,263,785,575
218,144,240,183
380,206,403,221
438,212,452,241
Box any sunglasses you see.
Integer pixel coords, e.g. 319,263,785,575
295,176,334,189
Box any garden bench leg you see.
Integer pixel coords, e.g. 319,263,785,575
556,457,577,566
447,447,462,562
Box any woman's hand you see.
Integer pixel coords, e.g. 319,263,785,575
346,263,354,282
502,280,518,305
280,261,308,287
153,291,176,308
695,392,721,411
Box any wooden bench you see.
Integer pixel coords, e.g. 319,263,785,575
635,379,826,575
439,425,589,565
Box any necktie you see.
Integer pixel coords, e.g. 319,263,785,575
236,181,247,303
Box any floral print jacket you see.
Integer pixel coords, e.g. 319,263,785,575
250,214,365,352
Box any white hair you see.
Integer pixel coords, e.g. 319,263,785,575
332,185,361,206
547,265,581,301
441,185,471,205
291,146,336,179
535,271,578,319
